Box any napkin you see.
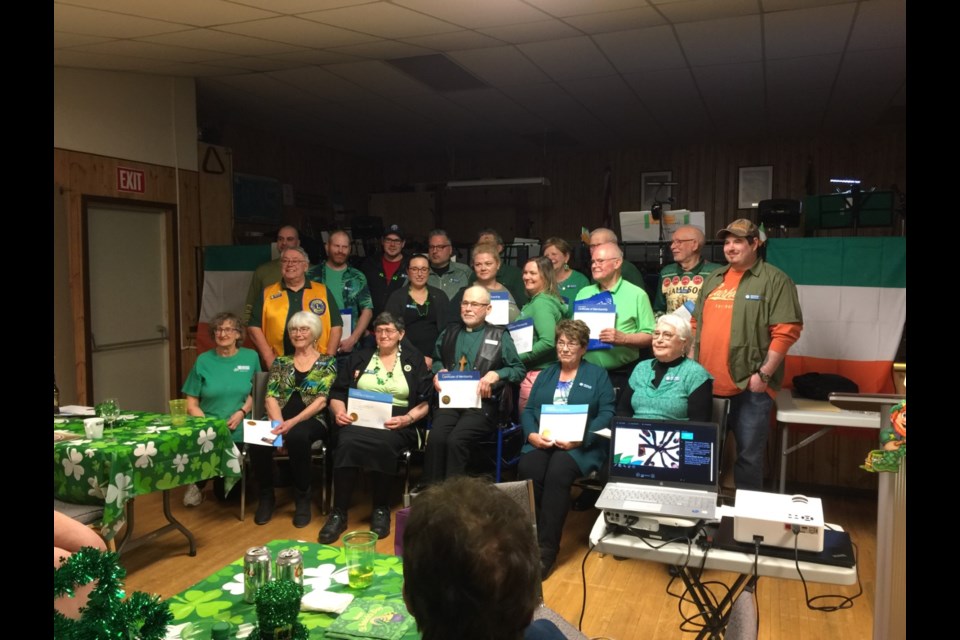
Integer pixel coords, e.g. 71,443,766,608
60,405,95,416
300,589,354,614
324,597,414,640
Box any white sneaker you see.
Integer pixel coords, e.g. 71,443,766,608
183,484,203,507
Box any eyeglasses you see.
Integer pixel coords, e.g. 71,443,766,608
383,237,403,244
429,244,451,251
671,239,695,246
652,330,680,340
280,259,306,265
556,340,580,350
591,257,619,265
288,326,312,335
374,327,399,335
214,327,239,334
408,266,429,273
461,301,489,309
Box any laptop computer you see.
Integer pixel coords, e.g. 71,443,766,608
596,417,720,522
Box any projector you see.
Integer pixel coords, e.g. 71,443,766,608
733,490,824,552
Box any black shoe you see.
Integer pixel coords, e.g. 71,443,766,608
571,487,600,511
370,506,391,539
293,490,312,529
318,509,347,544
254,492,275,525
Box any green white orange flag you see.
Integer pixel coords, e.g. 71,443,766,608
197,245,270,354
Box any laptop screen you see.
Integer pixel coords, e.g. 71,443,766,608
608,417,718,489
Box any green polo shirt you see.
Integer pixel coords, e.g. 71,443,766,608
575,276,655,371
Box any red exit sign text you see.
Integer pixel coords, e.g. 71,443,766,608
117,167,145,193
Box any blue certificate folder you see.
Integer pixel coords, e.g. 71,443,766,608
539,404,589,442
348,388,393,404
573,290,616,351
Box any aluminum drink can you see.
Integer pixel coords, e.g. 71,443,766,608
275,548,304,585
243,546,272,603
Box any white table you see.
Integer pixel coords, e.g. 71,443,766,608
775,388,881,493
589,509,857,638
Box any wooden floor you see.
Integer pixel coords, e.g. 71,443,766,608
120,479,876,640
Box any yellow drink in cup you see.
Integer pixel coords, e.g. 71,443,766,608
342,531,378,590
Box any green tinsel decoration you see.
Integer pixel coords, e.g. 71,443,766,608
250,579,307,640
54,546,172,640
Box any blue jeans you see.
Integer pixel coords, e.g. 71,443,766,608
726,391,773,491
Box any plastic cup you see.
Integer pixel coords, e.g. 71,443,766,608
169,399,187,426
342,531,378,589
83,417,104,439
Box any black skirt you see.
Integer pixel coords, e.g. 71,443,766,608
333,406,419,474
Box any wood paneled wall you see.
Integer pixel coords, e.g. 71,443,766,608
54,148,202,404
376,123,906,244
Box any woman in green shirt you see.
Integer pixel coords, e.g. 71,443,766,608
542,237,589,313
517,256,565,414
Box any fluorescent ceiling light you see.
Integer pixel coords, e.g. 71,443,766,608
446,177,550,188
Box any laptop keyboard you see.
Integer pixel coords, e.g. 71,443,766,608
606,486,714,510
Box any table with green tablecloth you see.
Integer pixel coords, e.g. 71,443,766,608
53,412,241,554
165,539,419,639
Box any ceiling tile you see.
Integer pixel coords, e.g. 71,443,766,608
54,4,188,38
54,49,171,71
657,0,759,23
68,40,233,63
691,61,764,127
676,15,761,66
56,0,278,27
201,56,302,72
393,0,550,29
216,16,379,48
266,66,370,101
54,31,115,48
401,31,505,52
564,7,666,34
766,54,840,129
328,40,435,59
518,36,616,81
325,60,436,95
231,0,372,13
449,46,551,86
594,24,686,73
300,2,460,38
142,28,310,55
764,3,855,60
848,0,905,51
264,49,364,65
148,61,254,76
524,0,651,18
443,88,547,133
477,19,580,44
761,0,855,11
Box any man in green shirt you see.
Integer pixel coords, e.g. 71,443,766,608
308,230,373,355
243,225,300,323
588,228,645,290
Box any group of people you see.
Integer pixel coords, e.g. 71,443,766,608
178,218,803,578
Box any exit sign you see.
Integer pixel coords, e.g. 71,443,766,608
117,167,145,193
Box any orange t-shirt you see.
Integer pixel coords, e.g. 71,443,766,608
698,269,743,396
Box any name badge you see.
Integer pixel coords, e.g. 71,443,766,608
484,339,498,346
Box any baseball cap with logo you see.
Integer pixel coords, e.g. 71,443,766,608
383,224,404,240
716,218,759,239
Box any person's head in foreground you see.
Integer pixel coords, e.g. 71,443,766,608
403,476,540,640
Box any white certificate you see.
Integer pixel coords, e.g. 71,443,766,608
508,318,534,355
347,388,393,429
573,303,616,351
242,420,284,447
340,309,353,341
437,371,482,409
488,291,510,326
538,404,589,442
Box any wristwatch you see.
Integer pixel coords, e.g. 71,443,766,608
756,369,772,384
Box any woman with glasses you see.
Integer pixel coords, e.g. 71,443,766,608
180,312,261,506
319,312,432,543
542,237,589,310
618,314,713,421
385,254,448,369
516,256,565,413
252,311,337,528
448,243,519,325
517,319,616,578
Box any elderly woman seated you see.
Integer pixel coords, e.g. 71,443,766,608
252,311,337,528
517,319,615,578
318,312,433,544
618,314,713,422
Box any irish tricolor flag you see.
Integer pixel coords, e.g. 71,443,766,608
197,245,271,354
767,237,906,394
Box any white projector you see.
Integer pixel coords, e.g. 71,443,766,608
733,490,824,552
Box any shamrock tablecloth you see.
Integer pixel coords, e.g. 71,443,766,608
164,539,417,639
53,412,241,540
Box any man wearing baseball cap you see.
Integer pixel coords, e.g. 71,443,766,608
691,218,803,492
360,223,409,319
